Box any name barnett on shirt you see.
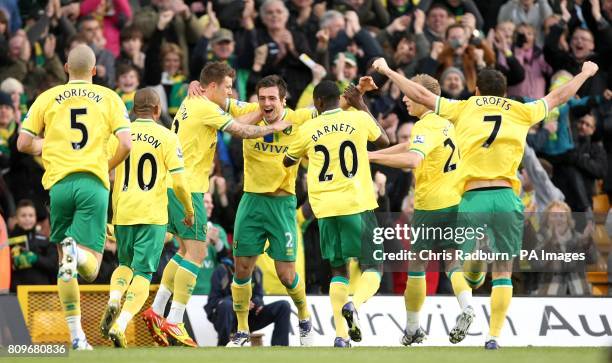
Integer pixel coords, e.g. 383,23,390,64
54,88,103,104
311,122,356,142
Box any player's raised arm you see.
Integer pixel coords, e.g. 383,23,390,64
369,150,423,169
339,76,378,110
543,61,599,110
343,84,390,148
371,58,437,111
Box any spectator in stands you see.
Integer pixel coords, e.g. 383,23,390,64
521,145,565,213
490,21,526,87
497,0,553,45
0,78,25,122
440,66,471,99
418,23,495,93
116,26,145,80
320,9,383,70
507,22,552,99
248,0,315,108
115,64,139,115
76,16,116,88
431,0,484,30
190,28,237,83
3,91,46,221
142,10,189,122
205,259,291,346
79,0,132,57
534,201,598,296
334,0,390,29
0,90,16,178
132,0,202,77
287,0,322,51
0,31,30,82
527,120,558,152
9,199,57,292
565,112,608,210
423,3,453,43
544,16,609,97
0,0,21,33
377,9,430,77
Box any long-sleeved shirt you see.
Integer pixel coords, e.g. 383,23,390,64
80,0,132,57
522,145,565,213
497,0,553,46
507,46,551,99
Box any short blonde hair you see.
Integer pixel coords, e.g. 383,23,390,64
410,74,441,96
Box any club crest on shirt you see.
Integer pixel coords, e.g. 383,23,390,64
414,135,425,144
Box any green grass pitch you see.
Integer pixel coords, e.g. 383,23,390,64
5,347,609,363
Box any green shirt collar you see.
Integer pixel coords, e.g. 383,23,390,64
133,118,154,123
67,80,92,84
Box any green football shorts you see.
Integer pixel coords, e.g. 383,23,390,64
167,189,207,242
318,211,381,268
233,192,297,261
115,224,167,273
49,172,109,253
456,187,524,257
411,205,459,252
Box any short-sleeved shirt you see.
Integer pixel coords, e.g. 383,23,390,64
171,96,233,193
435,96,548,195
21,80,130,190
286,108,381,218
227,99,317,194
409,112,461,210
110,119,185,225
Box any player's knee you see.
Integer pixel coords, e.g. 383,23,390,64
278,271,296,287
183,242,207,264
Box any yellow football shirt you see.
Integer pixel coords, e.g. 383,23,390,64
409,112,461,210
435,96,548,195
227,99,317,194
111,119,185,225
21,80,130,190
171,96,233,193
286,108,381,218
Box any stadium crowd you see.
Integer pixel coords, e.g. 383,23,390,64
1,0,611,297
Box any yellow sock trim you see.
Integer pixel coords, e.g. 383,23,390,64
173,259,200,305
77,248,98,282
110,265,133,301
57,278,80,317
122,275,151,316
489,285,513,337
160,254,183,293
330,280,349,338
353,271,381,310
286,274,310,320
404,275,426,313
231,279,252,332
